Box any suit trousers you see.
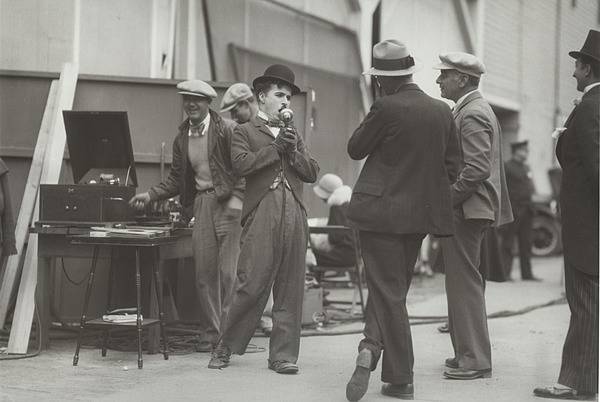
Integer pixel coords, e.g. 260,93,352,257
192,192,242,345
358,231,425,384
500,204,533,279
221,185,308,363
558,263,599,393
441,212,492,371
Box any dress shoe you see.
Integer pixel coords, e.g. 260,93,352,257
268,360,299,374
381,383,414,400
207,342,231,369
346,349,373,401
533,385,597,400
443,367,492,380
437,322,449,333
445,357,459,369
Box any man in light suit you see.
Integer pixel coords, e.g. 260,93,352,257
434,53,513,380
534,29,599,401
345,39,460,401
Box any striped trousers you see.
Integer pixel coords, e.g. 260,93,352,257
558,263,599,393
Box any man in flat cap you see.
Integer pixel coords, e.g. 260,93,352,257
500,140,538,281
209,64,319,374
434,52,513,380
534,28,599,401
345,39,460,401
130,79,244,352
220,82,258,125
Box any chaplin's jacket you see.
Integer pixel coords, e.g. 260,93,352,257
230,116,319,224
148,109,245,220
346,83,461,236
556,85,599,276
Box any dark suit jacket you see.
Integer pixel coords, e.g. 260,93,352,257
452,91,513,227
231,116,319,224
346,83,461,236
556,85,599,276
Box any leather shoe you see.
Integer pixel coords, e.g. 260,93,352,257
381,383,414,400
207,342,231,369
346,349,372,401
533,385,597,400
268,360,299,374
445,357,459,369
443,367,492,380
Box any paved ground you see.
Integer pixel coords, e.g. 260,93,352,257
1,256,577,402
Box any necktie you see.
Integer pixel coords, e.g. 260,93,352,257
189,123,205,137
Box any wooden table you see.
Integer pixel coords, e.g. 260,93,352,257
33,225,192,360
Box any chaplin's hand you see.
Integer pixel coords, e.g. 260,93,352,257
129,192,151,210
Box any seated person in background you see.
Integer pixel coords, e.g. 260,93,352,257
311,173,355,267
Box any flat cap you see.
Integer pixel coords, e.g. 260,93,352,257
220,83,254,112
433,52,486,77
176,80,217,99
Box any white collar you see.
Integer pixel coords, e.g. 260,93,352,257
188,112,210,137
454,89,479,110
584,82,600,94
257,110,274,123
257,110,280,137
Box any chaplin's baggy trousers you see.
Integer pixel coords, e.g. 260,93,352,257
221,185,308,363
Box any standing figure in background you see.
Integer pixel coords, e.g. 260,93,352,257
220,82,258,125
209,64,319,374
345,39,460,401
129,80,244,353
0,158,17,266
434,52,513,380
501,140,538,281
534,28,599,401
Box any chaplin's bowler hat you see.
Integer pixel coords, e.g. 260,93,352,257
252,64,301,95
569,29,600,62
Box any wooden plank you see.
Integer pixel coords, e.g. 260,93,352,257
8,63,78,353
0,81,59,328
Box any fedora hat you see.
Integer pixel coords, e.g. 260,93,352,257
569,29,600,62
363,39,421,76
252,64,301,95
313,173,343,200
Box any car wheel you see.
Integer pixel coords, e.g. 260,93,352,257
532,215,561,257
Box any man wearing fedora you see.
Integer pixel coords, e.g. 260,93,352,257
129,80,244,352
345,39,460,401
501,140,538,281
434,52,513,380
209,64,319,374
534,29,599,401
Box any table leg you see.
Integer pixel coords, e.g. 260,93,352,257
135,247,143,369
100,248,116,357
36,255,52,350
153,247,169,360
73,245,99,366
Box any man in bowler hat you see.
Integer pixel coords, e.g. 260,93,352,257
434,52,513,380
208,64,319,374
534,28,599,401
345,39,460,401
501,140,539,281
130,80,244,352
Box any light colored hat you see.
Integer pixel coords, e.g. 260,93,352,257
220,83,254,113
363,39,421,76
177,80,217,99
313,174,343,200
433,52,486,77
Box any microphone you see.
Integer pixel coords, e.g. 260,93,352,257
278,108,294,125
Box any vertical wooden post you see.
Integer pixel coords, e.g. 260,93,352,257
7,63,78,354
